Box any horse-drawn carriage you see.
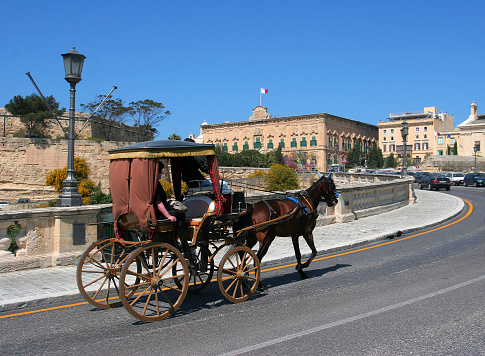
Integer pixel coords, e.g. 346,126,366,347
77,139,338,322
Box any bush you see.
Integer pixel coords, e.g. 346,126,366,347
265,164,299,191
88,184,112,204
248,170,266,178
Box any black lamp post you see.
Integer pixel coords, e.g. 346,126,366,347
57,47,85,207
474,145,479,173
401,120,409,175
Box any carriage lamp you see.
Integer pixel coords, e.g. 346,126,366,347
57,47,86,207
401,121,409,176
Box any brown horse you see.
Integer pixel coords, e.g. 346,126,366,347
235,173,338,282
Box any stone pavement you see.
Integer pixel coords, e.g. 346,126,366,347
0,189,464,312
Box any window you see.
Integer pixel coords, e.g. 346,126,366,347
267,139,273,149
438,150,443,155
414,143,420,150
382,136,387,141
310,136,317,147
437,137,443,145
415,135,419,139
328,136,333,147
279,139,285,148
243,142,249,150
391,136,394,141
253,137,261,149
424,127,428,132
383,129,387,134
391,129,394,134
390,144,395,151
415,127,420,132
451,138,455,144
300,137,307,147
348,140,351,149
222,143,228,152
382,144,387,152
232,142,238,152
424,135,427,139
291,138,297,148
334,138,338,148
423,143,428,150
475,141,481,151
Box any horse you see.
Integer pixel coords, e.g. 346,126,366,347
235,172,338,283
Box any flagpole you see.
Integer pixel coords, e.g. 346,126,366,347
260,88,262,106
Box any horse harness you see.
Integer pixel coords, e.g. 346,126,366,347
258,192,317,235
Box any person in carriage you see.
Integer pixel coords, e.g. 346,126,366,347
179,138,211,189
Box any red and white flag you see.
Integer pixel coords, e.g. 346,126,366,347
261,88,268,94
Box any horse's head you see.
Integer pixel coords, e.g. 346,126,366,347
307,172,339,207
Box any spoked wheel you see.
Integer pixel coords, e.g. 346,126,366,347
217,245,260,303
77,238,140,309
119,242,189,322
173,245,215,293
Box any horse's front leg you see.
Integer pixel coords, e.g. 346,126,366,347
301,232,317,269
291,236,307,279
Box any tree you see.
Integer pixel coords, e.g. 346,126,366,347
367,142,384,169
81,96,130,141
454,141,458,155
129,99,171,140
5,93,63,138
346,145,362,167
168,133,181,140
385,153,397,168
265,164,299,191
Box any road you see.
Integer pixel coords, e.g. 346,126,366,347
0,185,484,355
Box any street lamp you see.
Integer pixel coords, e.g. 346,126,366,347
473,145,479,173
57,47,86,207
401,120,409,175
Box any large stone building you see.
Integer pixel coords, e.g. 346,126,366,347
377,107,455,165
377,103,484,166
198,106,378,171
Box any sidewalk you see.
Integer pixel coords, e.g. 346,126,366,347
0,189,464,312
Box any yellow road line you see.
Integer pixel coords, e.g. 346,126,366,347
0,199,472,320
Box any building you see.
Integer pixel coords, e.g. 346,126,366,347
456,101,484,156
0,108,150,142
377,107,455,165
198,106,378,171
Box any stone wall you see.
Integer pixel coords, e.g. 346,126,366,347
0,137,135,202
422,155,485,172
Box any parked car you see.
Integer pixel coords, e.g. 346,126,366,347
419,173,452,191
17,198,31,204
0,201,9,211
445,172,465,185
463,172,485,187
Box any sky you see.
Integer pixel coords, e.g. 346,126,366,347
1,1,484,140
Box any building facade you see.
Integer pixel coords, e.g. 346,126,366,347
377,107,455,165
199,106,378,171
456,102,484,156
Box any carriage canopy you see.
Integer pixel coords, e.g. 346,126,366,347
107,140,223,234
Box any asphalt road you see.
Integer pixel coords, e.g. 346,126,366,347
0,185,484,355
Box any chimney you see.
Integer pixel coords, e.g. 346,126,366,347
471,101,477,117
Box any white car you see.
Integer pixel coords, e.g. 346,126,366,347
445,172,465,186
0,201,9,211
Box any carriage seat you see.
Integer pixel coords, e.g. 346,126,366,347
182,195,215,226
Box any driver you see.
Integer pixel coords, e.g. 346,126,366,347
180,138,211,188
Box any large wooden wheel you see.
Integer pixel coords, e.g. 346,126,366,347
217,245,260,303
119,242,189,322
173,245,215,293
77,238,140,309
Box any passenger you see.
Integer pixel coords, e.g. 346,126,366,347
180,138,211,188
154,162,186,235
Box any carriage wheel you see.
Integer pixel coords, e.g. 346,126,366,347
217,245,260,303
77,238,140,309
173,245,215,293
119,242,188,322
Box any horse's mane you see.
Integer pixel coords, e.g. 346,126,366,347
305,175,329,203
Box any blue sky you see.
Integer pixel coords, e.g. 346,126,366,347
1,1,483,139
